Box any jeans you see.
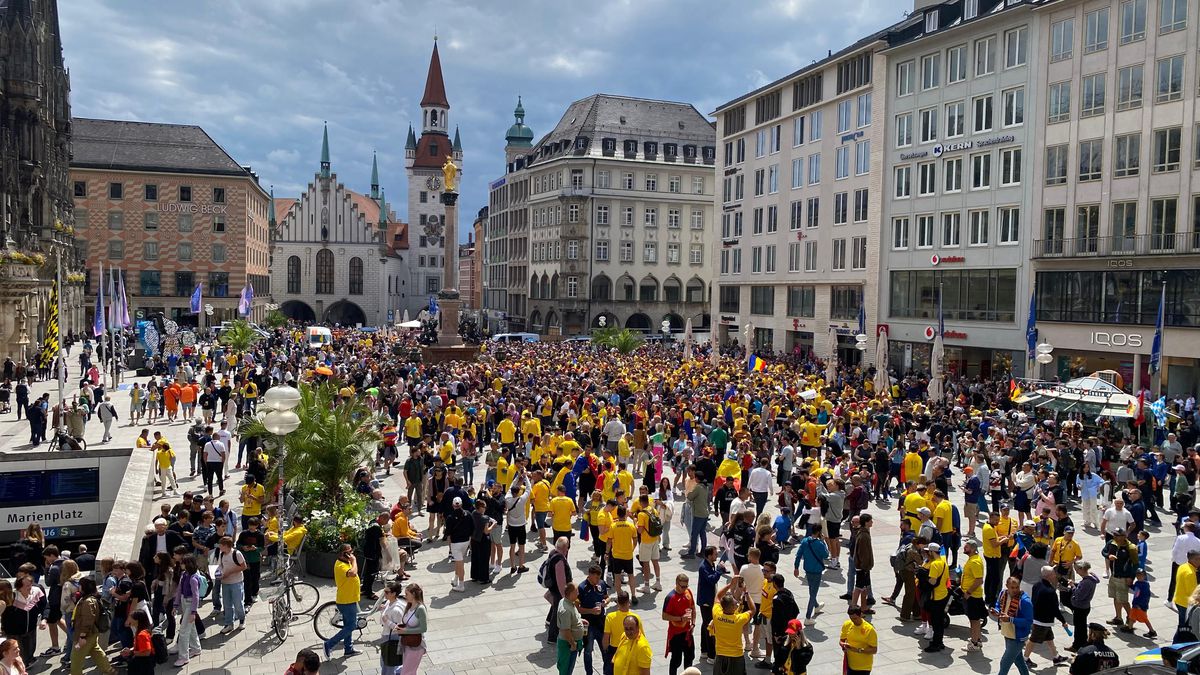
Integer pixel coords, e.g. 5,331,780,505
221,580,246,626
175,597,201,658
324,602,358,653
998,637,1031,675
582,616,604,675
212,579,222,611
557,637,580,675
688,517,708,554
700,604,715,659
70,633,111,675
461,458,475,487
546,590,563,642
805,572,822,618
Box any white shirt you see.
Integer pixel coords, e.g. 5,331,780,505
215,429,233,449
1172,533,1200,565
740,563,764,597
204,439,227,463
747,467,774,494
1102,507,1134,535
730,497,753,519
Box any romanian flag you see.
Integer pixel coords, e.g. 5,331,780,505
747,354,766,372
39,281,59,369
1008,378,1022,402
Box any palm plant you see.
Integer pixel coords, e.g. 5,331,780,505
217,319,262,352
610,329,645,355
262,309,288,329
591,326,621,348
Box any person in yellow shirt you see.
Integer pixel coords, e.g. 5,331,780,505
155,441,177,497
1050,528,1082,573
1173,551,1200,618
239,475,266,530
922,543,950,652
710,589,754,669
901,483,927,530
521,414,542,448
497,416,517,450
930,490,955,541
635,495,662,592
495,452,517,491
960,540,986,651
549,485,577,540
404,414,423,446
531,472,553,549
839,606,877,671
608,506,640,606
902,447,924,485
601,592,642,654
981,511,1004,605
611,615,652,675
281,515,308,554
324,544,361,655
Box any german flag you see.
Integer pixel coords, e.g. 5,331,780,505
38,281,59,369
1008,378,1022,402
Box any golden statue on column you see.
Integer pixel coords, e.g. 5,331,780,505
441,157,459,193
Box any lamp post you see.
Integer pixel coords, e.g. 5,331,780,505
1035,342,1055,380
261,383,301,525
661,319,670,344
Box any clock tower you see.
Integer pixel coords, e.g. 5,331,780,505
405,38,463,315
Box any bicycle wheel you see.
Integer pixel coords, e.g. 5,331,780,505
312,602,343,642
288,581,319,615
271,596,291,641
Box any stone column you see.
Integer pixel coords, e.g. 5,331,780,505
436,192,462,346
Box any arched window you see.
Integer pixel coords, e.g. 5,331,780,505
315,249,334,294
286,256,301,294
348,257,363,295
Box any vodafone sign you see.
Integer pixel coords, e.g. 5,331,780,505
930,254,965,266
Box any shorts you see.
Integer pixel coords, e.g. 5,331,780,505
489,526,503,545
611,557,634,575
1029,624,1054,644
507,525,528,546
825,521,842,539
854,569,871,589
752,612,767,626
639,542,661,561
553,530,574,541
534,512,549,529
1108,576,1130,603
965,596,988,621
1129,608,1149,624
964,503,980,522
48,606,62,622
449,541,469,562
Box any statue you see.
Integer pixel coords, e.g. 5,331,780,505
441,157,459,193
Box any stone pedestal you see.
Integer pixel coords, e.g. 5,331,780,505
420,343,477,364
436,294,463,346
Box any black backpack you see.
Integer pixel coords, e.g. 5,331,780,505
151,631,169,664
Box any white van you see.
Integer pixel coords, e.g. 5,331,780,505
307,326,333,349
491,332,539,343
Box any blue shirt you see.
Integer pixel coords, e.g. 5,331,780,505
1131,579,1151,610
1137,541,1148,569
697,559,724,606
773,515,792,544
577,578,609,613
794,536,829,575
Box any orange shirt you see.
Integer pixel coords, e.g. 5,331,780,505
179,385,196,404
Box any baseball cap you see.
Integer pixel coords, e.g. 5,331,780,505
785,618,804,635
926,542,940,552
452,497,462,507
1063,526,1075,533
1176,465,1188,472
963,466,974,474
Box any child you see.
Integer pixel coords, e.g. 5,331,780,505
1137,531,1150,570
740,549,765,657
1126,569,1158,638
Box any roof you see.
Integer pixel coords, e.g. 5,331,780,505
273,198,297,221
412,132,453,169
71,118,253,178
387,221,409,255
531,94,713,156
420,42,449,108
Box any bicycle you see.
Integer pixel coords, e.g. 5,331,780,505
311,574,390,642
266,555,319,640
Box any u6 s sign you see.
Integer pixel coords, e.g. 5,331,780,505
1090,331,1143,347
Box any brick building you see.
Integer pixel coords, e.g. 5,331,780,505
71,118,272,326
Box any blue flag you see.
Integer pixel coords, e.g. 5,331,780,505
1025,287,1038,361
238,283,254,316
190,283,203,314
92,262,106,337
1150,282,1165,374
857,303,866,336
428,295,440,315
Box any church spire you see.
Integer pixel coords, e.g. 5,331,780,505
267,186,277,228
378,188,387,227
453,126,462,153
405,125,417,151
370,151,379,199
319,122,331,179
421,41,449,108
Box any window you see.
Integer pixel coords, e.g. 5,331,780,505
792,158,804,189
595,240,609,261
1000,148,1022,186
854,141,870,175
830,286,863,321
316,248,334,294
1120,0,1146,42
143,212,158,230
1117,64,1144,110
896,113,913,147
73,207,87,229
177,214,193,233
143,241,159,261
667,243,681,264
1002,88,1024,126
810,111,822,141
143,184,158,201
1004,26,1028,68
970,152,991,190
918,162,937,196
1114,133,1141,177
947,45,967,84
768,165,779,193
213,216,226,233
1196,124,1200,167
946,101,965,138
643,242,657,263
692,176,704,194
734,211,744,236
897,60,914,97
803,241,818,272
852,235,867,271
806,198,819,228
567,240,580,259
1081,74,1106,117
566,276,579,298
73,180,86,197
107,211,123,229
788,243,802,272
108,182,123,199
999,206,1020,244
853,189,868,222
1043,208,1066,253
595,205,609,225
1049,82,1071,123
211,243,226,263
568,204,580,223
732,248,742,273
1051,19,1074,61
808,154,821,184
917,215,935,249
139,270,161,297
832,239,847,270
837,100,852,133
620,241,634,262
213,187,225,204
178,185,191,202
944,157,963,193
1151,197,1177,250
667,208,681,229
921,53,940,90
1160,0,1187,33
691,208,704,230
790,200,803,230
925,9,939,33
622,172,634,190
975,36,994,76
756,130,767,157
857,93,872,128
347,257,364,295
972,95,993,133
771,125,782,153
623,207,634,225
107,240,123,259
964,0,978,19
286,256,301,293
690,244,704,265
645,174,657,191
1084,8,1109,53
892,217,910,250
1153,126,1182,172
736,138,746,162
787,286,815,317
942,212,961,247
1046,145,1069,185
969,210,989,245
667,175,681,193
596,170,610,188
835,146,849,179
1078,139,1103,182
1076,204,1101,253
767,205,778,232
750,287,775,315
895,166,912,198
754,208,765,234
834,193,848,225
719,286,740,312
919,107,937,143
1113,202,1138,251
644,208,657,227
209,272,230,298
178,242,193,262
1156,55,1184,103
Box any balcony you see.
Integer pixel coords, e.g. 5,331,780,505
1032,233,1200,259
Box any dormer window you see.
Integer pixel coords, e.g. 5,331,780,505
925,9,938,33
644,141,658,158
429,142,438,156
623,140,638,158
701,146,716,164
602,138,617,155
664,143,678,158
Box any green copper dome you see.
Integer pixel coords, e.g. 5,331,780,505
505,96,534,147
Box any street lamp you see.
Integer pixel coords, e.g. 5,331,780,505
661,319,670,343
598,315,607,328
1035,342,1054,365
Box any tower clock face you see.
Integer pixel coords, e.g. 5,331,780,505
426,176,442,191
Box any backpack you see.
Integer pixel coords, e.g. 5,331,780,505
151,631,169,664
890,543,911,572
646,509,664,538
93,598,111,633
537,553,558,589
198,570,212,599
951,504,961,534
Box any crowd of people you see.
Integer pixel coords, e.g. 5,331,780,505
3,323,1200,675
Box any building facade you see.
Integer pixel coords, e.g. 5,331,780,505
403,40,463,316
487,94,716,337
71,118,272,326
482,99,534,333
0,0,83,359
712,36,887,364
1028,0,1200,395
881,0,1041,379
271,128,408,327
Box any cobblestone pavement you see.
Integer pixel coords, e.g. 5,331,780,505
1,370,1185,674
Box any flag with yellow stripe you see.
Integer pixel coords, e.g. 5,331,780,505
38,281,59,369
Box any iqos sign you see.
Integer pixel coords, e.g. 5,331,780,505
1090,331,1143,348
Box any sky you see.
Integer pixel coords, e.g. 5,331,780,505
61,0,903,242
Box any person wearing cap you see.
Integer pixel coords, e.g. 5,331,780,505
838,606,877,675
1069,623,1120,675
445,496,474,592
1050,526,1082,604
1170,464,1194,528
778,619,813,675
920,541,949,652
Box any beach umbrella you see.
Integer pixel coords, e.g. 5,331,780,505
683,317,694,360
874,328,890,395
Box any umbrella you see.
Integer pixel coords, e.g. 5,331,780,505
928,329,944,403
825,330,837,386
683,317,694,360
399,320,422,329
314,365,333,376
402,308,410,324
709,330,719,367
873,328,890,395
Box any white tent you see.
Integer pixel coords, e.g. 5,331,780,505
873,329,890,395
683,317,694,360
927,330,944,403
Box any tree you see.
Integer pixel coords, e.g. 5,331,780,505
593,327,643,354
262,309,288,329
217,319,262,352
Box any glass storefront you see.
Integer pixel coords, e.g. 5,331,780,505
1043,352,1199,396
890,268,1018,322
1036,269,1200,327
888,341,1020,379
786,330,814,354
836,334,864,367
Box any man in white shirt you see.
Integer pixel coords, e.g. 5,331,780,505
504,473,532,573
747,458,775,514
777,444,796,486
1169,522,1200,605
215,420,234,479
728,486,754,530
603,417,626,454
203,426,227,496
1101,498,1135,540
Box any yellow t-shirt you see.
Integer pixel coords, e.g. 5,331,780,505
839,619,877,671
603,609,641,649
903,452,924,483
760,581,777,619
439,441,455,464
933,500,954,534
549,496,576,532
497,419,517,444
616,471,633,498
636,510,659,545
596,508,614,543
961,554,984,598
282,524,307,552
404,417,423,439
334,559,359,604
926,557,949,601
136,436,151,450
902,492,927,529
612,634,653,675
1174,563,1198,607
609,520,637,560
391,513,415,539
155,447,174,470
496,458,516,489
711,607,752,658
981,523,1000,558
1051,537,1082,566
240,483,266,517
531,480,552,512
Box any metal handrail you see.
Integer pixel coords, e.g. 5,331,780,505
1031,232,1200,258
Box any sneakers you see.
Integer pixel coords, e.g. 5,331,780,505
173,657,190,667
965,641,982,652
220,624,236,635
652,581,663,591
1146,631,1159,639
1053,656,1070,665
345,649,363,657
814,602,825,615
639,585,652,594
324,643,333,659
1025,658,1037,669
914,624,929,635
803,618,816,626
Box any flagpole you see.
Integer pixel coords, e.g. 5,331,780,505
109,268,118,388
1150,276,1167,397
55,249,64,435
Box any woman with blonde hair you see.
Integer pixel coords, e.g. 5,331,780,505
58,560,81,652
394,583,427,675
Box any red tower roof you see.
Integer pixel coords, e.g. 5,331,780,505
420,42,449,108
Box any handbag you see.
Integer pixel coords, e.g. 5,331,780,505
401,633,422,648
381,639,404,666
